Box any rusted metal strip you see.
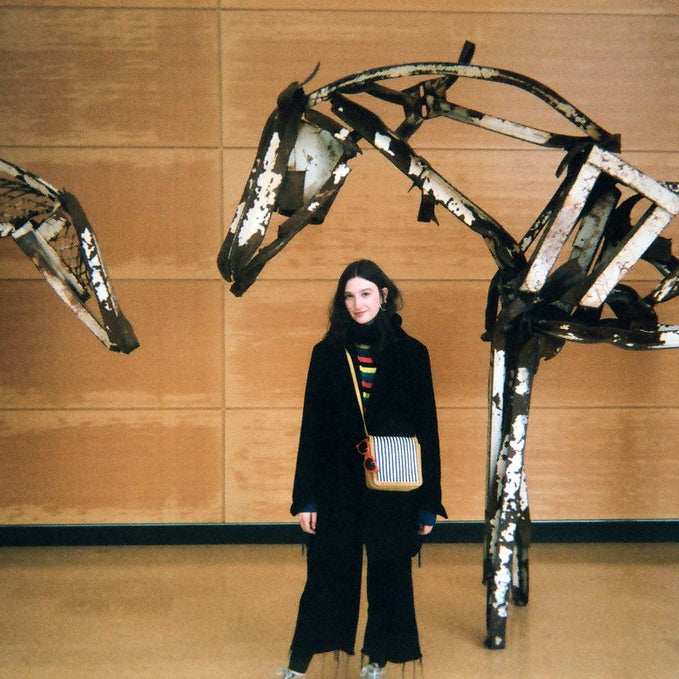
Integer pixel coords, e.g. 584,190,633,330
536,319,679,349
60,191,138,353
576,148,679,308
582,206,675,308
228,152,356,297
569,185,619,274
11,224,114,348
433,99,590,150
521,152,603,293
308,63,614,145
649,269,679,305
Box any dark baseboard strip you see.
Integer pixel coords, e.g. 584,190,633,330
1,520,678,547
428,520,679,543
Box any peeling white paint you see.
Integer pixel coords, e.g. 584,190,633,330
522,159,601,293
81,227,112,305
228,201,245,235
519,470,529,510
288,123,346,200
37,217,68,242
581,206,674,308
11,222,33,239
500,523,516,543
408,157,425,178
89,268,109,304
80,227,96,258
374,132,395,156
488,348,506,494
591,146,679,214
651,277,679,304
492,544,515,613
420,173,476,225
333,163,351,184
658,328,679,348
515,367,531,395
237,132,283,248
509,415,528,456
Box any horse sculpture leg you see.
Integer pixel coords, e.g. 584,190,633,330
483,343,506,587
513,469,531,608
484,333,540,649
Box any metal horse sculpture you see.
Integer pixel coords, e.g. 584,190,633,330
0,157,138,353
217,42,679,649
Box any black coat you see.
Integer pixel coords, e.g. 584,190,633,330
291,321,447,548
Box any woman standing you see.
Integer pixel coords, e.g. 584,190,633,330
278,260,446,679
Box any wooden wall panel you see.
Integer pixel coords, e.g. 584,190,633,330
0,8,219,147
527,408,679,519
3,1,216,7
407,284,679,411
225,280,679,410
1,3,677,527
222,405,679,523
224,281,329,410
442,406,679,521
222,12,679,152
0,148,222,280
223,408,490,524
224,409,300,522
0,410,223,524
0,281,223,409
221,1,677,14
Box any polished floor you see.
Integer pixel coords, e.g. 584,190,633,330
0,542,677,678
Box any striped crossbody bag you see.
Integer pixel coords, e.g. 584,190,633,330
345,349,423,492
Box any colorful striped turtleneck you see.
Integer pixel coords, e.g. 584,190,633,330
355,343,376,403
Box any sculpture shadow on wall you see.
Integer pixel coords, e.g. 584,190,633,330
217,42,679,648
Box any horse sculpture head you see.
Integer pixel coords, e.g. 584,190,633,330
0,157,139,353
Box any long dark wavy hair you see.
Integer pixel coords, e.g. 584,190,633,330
326,259,403,350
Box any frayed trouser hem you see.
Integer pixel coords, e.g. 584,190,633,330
289,648,355,676
360,654,425,677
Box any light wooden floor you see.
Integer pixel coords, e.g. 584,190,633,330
0,542,677,678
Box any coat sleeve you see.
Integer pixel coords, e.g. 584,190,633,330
413,343,448,519
290,343,324,516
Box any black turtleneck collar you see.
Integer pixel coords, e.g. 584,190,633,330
345,313,403,347
346,319,382,345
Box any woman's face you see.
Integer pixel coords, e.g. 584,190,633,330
344,276,387,324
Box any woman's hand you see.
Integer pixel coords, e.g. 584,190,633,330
299,511,317,534
418,523,434,536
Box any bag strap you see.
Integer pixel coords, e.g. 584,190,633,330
345,349,369,437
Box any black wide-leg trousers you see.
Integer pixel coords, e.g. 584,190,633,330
289,498,422,671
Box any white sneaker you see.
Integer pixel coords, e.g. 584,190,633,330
276,669,306,679
360,663,386,678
